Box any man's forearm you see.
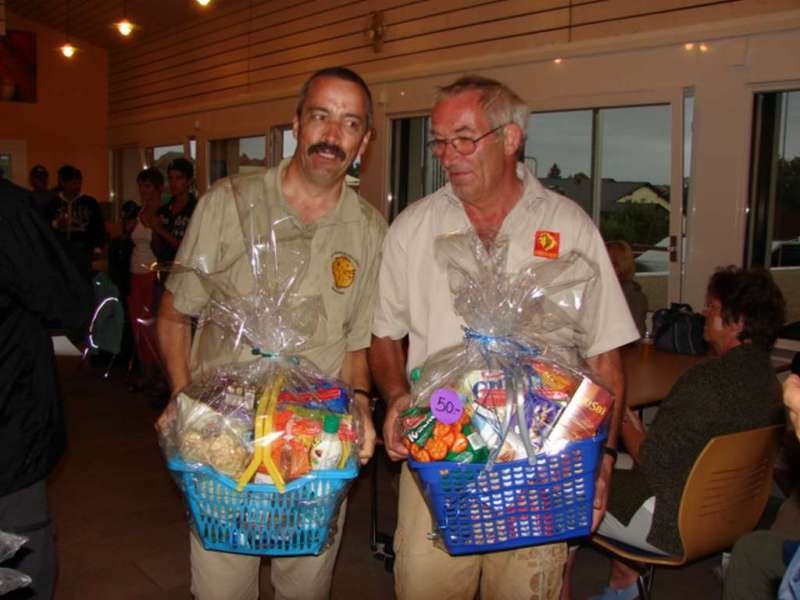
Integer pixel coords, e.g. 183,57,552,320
339,349,371,410
586,349,625,449
368,335,409,405
157,290,192,395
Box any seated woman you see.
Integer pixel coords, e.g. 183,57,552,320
606,240,647,338
590,267,786,600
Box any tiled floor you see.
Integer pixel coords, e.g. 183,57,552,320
48,356,723,599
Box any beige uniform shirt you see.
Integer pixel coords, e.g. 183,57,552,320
167,160,387,378
372,164,639,373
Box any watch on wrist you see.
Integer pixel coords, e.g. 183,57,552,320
602,446,619,462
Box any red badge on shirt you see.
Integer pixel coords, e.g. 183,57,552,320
534,230,560,259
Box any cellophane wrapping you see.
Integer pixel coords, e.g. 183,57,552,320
158,175,362,555
0,531,31,595
401,230,613,466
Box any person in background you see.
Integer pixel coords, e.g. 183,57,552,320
127,168,167,393
0,178,93,599
52,165,106,280
586,267,786,600
152,158,197,266
28,165,58,224
606,240,647,338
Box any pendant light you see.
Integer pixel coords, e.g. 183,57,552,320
114,0,135,37
60,0,77,58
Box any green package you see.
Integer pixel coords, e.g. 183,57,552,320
404,410,437,447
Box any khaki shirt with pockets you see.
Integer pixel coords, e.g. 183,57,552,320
166,159,387,378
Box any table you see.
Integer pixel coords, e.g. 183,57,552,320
621,343,708,408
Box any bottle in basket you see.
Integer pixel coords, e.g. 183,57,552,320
310,415,342,470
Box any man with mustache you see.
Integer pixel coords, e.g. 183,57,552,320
157,67,386,600
371,75,638,599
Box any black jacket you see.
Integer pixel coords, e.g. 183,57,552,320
0,179,93,496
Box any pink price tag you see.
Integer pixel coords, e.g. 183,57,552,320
430,388,463,425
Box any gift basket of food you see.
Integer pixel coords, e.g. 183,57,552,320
158,177,362,556
401,231,613,554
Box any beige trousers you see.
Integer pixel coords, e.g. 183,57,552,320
394,464,567,600
189,499,347,600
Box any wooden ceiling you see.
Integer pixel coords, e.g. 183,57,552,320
6,0,240,50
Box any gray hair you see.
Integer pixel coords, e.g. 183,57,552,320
436,75,529,136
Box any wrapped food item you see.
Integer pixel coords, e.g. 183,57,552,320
157,175,363,556
401,231,613,554
401,230,611,465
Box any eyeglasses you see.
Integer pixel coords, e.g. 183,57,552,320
426,124,507,157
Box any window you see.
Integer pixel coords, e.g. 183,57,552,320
526,105,672,310
747,90,800,323
208,136,266,184
282,129,296,159
525,110,593,215
146,144,184,168
0,153,10,179
387,117,430,220
388,105,676,309
145,143,185,182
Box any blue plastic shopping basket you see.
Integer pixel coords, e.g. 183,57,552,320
168,457,358,556
409,433,605,555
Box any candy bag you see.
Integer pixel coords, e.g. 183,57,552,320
402,230,612,465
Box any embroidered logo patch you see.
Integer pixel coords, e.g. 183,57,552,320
534,230,560,259
331,253,357,291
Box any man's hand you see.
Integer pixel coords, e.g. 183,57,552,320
784,374,800,441
155,396,178,435
383,394,411,461
592,453,615,531
358,404,376,465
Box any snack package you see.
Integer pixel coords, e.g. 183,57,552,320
401,231,612,465
157,175,364,555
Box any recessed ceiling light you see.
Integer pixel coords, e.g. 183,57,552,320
115,19,134,36
60,43,76,58
684,43,694,51
553,58,563,64
196,0,211,6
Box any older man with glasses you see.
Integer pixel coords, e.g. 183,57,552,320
370,75,639,600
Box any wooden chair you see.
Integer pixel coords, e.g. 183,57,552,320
593,424,784,599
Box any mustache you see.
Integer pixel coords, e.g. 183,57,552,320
308,142,346,161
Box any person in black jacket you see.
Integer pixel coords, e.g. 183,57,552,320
0,179,93,598
52,165,106,280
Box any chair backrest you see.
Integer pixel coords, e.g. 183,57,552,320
678,424,783,560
